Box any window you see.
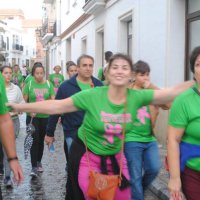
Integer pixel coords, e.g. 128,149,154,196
66,37,71,62
7,37,9,50
81,37,87,54
119,11,133,57
186,0,200,79
188,0,200,14
127,21,132,57
95,27,104,71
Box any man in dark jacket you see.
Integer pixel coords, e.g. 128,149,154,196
45,55,103,170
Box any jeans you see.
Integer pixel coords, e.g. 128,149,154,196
124,141,161,200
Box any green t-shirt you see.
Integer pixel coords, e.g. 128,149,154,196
0,73,8,114
49,73,64,88
77,80,93,90
72,86,154,155
125,105,156,143
24,75,34,85
12,72,23,87
97,68,104,81
23,80,55,118
169,84,200,171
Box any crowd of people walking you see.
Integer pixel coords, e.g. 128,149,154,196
0,47,199,200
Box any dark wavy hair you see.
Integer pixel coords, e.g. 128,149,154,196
133,60,150,74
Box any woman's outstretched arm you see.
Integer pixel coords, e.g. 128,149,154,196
7,97,77,115
152,80,194,105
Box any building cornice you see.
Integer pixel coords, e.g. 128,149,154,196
60,14,90,40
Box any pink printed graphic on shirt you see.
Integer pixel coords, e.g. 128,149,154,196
33,88,48,102
54,78,59,87
137,106,150,124
104,123,122,144
101,111,132,145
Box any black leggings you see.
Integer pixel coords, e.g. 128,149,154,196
65,136,85,200
26,116,48,168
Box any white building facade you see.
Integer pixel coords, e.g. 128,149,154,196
42,0,200,144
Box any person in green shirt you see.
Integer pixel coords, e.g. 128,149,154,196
49,65,64,94
8,53,194,200
23,62,55,178
125,60,170,200
0,73,24,196
24,74,34,85
11,64,24,88
97,51,113,85
168,46,200,200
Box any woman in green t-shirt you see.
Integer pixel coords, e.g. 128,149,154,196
8,54,194,200
168,46,200,200
23,62,55,178
48,65,64,94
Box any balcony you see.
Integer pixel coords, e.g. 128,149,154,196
83,0,106,15
41,20,54,44
20,45,24,51
16,44,20,50
0,41,6,51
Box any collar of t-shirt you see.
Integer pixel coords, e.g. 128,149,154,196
77,79,93,90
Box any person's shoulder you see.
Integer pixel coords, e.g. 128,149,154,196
175,87,194,102
92,76,103,86
12,83,21,90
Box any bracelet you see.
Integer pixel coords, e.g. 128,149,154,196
7,156,18,162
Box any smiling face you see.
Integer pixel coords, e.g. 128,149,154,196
107,58,132,87
2,67,12,84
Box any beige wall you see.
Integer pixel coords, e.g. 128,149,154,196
154,109,169,147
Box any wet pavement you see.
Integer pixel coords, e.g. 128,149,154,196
1,114,66,200
0,114,160,200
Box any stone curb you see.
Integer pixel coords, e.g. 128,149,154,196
149,177,170,200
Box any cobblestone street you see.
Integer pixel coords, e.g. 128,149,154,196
1,114,66,200
0,114,159,200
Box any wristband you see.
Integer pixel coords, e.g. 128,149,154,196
7,156,18,162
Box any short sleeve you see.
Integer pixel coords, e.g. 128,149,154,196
23,82,29,95
71,89,92,111
0,74,8,114
136,89,154,107
169,97,188,128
